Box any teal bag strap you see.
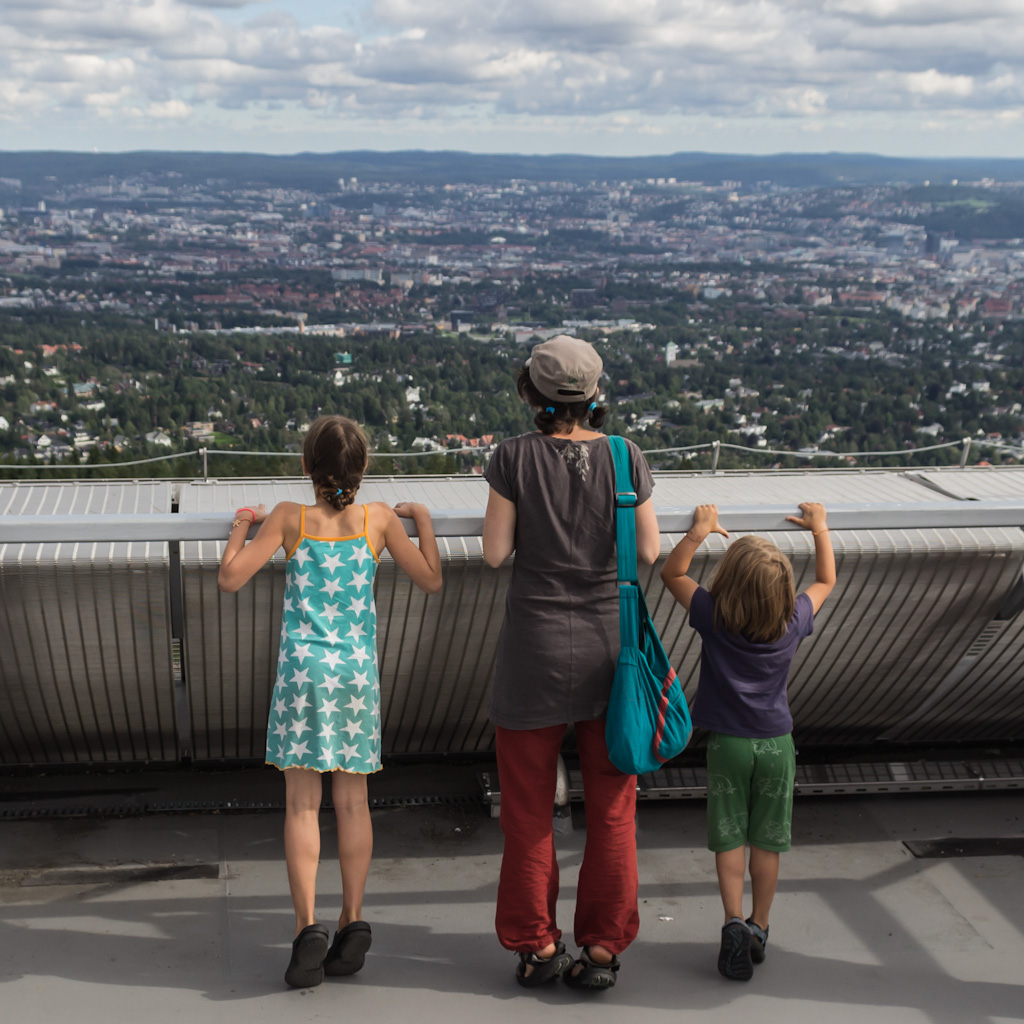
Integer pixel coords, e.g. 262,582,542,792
609,435,637,586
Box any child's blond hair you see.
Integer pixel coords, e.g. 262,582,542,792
709,535,795,644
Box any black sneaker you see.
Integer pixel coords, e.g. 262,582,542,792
284,923,330,988
718,918,753,981
324,920,372,976
745,918,769,964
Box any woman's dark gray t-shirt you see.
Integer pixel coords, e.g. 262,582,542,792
484,432,654,729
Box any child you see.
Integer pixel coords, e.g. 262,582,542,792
660,502,835,982
218,414,442,989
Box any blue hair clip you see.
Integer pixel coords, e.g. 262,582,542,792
545,406,556,414
335,488,344,496
588,401,597,411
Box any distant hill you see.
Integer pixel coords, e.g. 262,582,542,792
3,150,1024,193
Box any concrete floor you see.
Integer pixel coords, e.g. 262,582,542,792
0,770,1022,1024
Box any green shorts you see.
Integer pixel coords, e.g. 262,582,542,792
705,732,796,853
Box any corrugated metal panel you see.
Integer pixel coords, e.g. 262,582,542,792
0,482,177,766
650,470,949,506
907,467,1024,501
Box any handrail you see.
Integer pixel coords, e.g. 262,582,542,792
2,436,1021,477
3,500,1024,544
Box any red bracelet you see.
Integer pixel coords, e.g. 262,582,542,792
813,528,829,536
235,507,256,522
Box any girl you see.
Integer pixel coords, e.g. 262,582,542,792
218,414,442,989
660,502,835,982
482,335,660,992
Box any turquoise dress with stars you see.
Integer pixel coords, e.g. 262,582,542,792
265,505,382,774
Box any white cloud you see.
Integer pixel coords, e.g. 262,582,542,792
0,0,1023,151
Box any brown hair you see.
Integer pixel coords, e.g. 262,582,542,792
302,415,368,511
516,368,607,435
709,535,795,644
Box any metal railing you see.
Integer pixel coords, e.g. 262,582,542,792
2,435,1022,478
4,500,1024,544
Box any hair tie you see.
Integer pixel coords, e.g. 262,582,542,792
588,402,597,411
545,406,555,414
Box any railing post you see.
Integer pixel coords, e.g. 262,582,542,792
710,440,721,474
201,447,208,480
959,437,972,469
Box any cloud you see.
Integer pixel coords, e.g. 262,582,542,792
0,0,1023,147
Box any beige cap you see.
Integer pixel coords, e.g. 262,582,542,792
525,335,603,403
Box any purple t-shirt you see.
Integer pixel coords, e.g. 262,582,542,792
688,587,814,738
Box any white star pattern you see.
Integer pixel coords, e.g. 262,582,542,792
321,551,345,573
321,649,343,670
266,531,380,774
319,674,344,695
349,545,373,566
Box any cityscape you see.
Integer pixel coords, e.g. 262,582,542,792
1,153,1023,475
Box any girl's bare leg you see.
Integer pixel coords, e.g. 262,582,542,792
715,846,747,922
331,771,373,929
283,768,324,936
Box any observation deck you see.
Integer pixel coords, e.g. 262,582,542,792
1,465,1023,1021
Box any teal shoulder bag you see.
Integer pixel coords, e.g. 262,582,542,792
605,435,692,775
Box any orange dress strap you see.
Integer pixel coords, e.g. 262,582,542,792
285,505,308,560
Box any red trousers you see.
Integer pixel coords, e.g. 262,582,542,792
494,719,639,955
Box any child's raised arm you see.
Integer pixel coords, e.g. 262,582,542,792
660,504,729,611
381,502,443,594
786,501,836,613
218,502,288,592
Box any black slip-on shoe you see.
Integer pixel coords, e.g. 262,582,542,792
718,918,753,981
324,920,373,976
284,923,330,989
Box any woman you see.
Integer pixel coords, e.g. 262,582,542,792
482,335,660,992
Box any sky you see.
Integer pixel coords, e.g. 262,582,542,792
2,0,1024,158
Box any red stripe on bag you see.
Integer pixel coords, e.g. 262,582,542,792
653,667,677,764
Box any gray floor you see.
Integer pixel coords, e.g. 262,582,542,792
1,770,1022,1024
